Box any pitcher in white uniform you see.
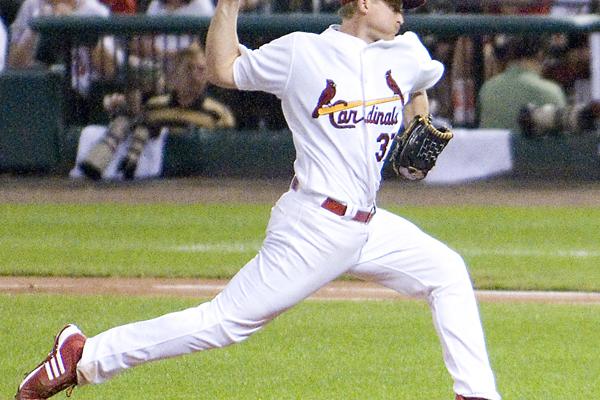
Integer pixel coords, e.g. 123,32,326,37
15,0,501,399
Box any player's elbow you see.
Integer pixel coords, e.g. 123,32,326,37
206,60,237,89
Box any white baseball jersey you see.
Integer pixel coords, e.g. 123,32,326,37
234,25,443,207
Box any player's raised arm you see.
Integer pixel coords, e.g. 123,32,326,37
206,0,242,89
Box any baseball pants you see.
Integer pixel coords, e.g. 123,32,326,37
77,188,500,400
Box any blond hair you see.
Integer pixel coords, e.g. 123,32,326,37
173,42,205,67
337,1,358,18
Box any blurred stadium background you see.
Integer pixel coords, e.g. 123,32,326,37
0,2,598,181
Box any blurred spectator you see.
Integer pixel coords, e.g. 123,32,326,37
99,0,136,13
8,0,113,69
144,0,213,53
550,0,593,15
451,35,476,126
72,43,236,180
7,0,119,123
146,0,213,19
478,34,567,133
544,1,595,104
413,1,455,123
421,34,453,124
127,0,214,82
449,1,555,127
487,0,552,14
270,0,339,13
238,0,268,13
0,16,6,72
544,33,591,103
270,0,311,13
447,0,484,127
521,0,598,136
518,99,600,137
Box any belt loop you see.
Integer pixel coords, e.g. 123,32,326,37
341,203,357,221
365,206,377,223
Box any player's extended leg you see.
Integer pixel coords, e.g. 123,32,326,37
348,208,500,400
73,190,368,385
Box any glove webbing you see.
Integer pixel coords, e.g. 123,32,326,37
416,132,451,165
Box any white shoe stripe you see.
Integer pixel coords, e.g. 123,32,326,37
44,362,55,381
56,350,66,374
19,365,44,390
50,357,61,378
56,325,82,348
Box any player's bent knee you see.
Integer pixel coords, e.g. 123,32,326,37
430,246,473,291
448,250,472,285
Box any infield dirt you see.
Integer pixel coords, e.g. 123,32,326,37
1,175,600,206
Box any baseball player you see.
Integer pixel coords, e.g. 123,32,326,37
15,0,501,399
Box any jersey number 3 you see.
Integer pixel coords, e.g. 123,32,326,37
375,132,396,162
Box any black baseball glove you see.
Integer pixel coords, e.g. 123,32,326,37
390,115,453,180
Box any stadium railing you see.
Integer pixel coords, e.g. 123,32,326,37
1,13,597,176
29,13,600,122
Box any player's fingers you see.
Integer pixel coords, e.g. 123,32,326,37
398,166,426,181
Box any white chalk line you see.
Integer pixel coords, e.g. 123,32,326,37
463,248,600,258
169,243,600,258
2,239,599,258
169,242,262,253
169,245,600,260
2,279,600,303
154,284,600,303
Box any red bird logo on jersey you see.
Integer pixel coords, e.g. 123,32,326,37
312,79,337,118
385,70,405,106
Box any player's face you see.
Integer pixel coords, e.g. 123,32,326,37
365,0,404,41
186,54,208,86
174,53,208,94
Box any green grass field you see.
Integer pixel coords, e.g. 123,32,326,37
1,203,599,290
1,202,600,399
2,294,600,399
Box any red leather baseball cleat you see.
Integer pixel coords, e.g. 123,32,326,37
16,325,86,400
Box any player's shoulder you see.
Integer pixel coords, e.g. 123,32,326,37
394,31,426,48
393,31,434,61
266,31,319,50
279,31,319,42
